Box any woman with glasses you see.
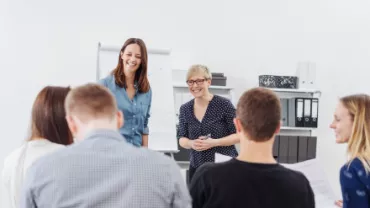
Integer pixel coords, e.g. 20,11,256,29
178,64,239,183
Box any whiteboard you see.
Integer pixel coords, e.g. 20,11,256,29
96,42,178,153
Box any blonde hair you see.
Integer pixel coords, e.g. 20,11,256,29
341,94,370,173
65,83,118,122
186,64,212,81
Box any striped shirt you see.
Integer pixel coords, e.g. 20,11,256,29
20,129,191,208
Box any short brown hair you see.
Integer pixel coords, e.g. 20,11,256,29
112,38,150,93
65,83,118,122
29,86,73,145
236,87,281,141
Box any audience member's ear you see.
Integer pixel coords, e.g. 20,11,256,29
117,111,124,129
234,118,242,133
274,121,282,134
65,115,78,137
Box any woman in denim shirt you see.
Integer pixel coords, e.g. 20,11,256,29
98,38,152,147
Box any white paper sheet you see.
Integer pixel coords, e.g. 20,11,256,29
281,159,337,208
214,153,337,208
215,153,232,163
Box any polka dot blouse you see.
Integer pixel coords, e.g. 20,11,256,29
178,95,238,168
340,158,370,207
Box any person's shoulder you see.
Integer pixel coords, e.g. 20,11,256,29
28,144,71,173
99,74,114,81
213,95,234,106
98,74,114,87
3,145,25,169
348,157,364,168
134,149,182,173
341,158,367,176
278,165,311,184
139,148,174,164
191,161,231,184
143,148,184,164
180,99,194,110
198,161,220,173
45,144,67,159
141,85,152,97
47,142,66,150
197,160,232,177
214,95,229,102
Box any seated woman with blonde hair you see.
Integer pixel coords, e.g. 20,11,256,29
2,86,73,208
331,94,370,208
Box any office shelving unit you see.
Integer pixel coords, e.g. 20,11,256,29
268,87,321,137
265,87,322,164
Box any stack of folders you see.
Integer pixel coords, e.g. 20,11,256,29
280,98,319,128
273,136,317,164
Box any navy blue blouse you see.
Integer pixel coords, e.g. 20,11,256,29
178,95,238,168
340,158,370,208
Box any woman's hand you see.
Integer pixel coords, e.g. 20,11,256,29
190,138,218,151
189,140,202,151
334,200,343,207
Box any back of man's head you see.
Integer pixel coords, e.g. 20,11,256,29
236,87,281,142
65,83,121,130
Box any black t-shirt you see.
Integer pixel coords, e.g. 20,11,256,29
189,158,315,208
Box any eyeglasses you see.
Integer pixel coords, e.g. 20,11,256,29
186,79,207,86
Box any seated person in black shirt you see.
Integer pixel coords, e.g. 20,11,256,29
189,87,315,208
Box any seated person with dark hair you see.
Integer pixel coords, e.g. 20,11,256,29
189,87,315,208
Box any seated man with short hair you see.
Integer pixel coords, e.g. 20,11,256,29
189,87,315,208
20,83,191,208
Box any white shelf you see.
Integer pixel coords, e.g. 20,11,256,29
259,87,321,99
280,126,317,131
263,87,321,94
279,126,317,137
173,82,234,90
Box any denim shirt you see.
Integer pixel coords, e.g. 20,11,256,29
98,75,152,147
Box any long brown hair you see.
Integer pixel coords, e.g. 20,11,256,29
340,94,370,173
28,86,73,145
112,38,150,93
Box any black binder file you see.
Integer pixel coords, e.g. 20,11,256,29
311,98,319,128
288,98,303,127
303,98,312,127
295,98,304,127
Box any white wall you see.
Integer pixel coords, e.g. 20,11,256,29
2,0,370,205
